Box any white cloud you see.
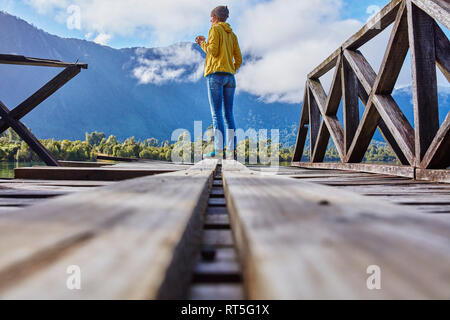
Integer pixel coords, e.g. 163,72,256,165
93,32,112,45
24,0,447,104
132,43,204,85
234,0,363,103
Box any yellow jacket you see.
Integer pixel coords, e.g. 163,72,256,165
201,22,242,77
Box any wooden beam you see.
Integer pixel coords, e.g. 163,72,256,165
0,159,218,299
14,167,180,181
0,54,88,69
324,54,343,116
375,2,409,94
341,57,360,155
0,66,81,134
291,161,415,178
308,79,345,160
421,112,450,169
96,154,140,162
372,94,416,164
311,119,329,162
434,22,450,82
416,168,450,183
407,1,440,165
0,100,60,166
411,0,450,30
292,85,309,162
342,0,403,50
222,160,449,299
308,85,321,160
308,48,341,79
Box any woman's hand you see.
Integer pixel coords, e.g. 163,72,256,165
195,36,205,45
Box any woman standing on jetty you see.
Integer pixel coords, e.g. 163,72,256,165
196,6,242,159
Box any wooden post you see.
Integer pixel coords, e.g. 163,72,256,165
0,101,60,166
407,0,439,166
308,85,321,161
292,84,309,162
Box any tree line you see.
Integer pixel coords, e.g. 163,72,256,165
0,129,398,164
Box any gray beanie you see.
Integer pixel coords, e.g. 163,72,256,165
211,6,229,22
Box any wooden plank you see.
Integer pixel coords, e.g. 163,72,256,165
0,159,218,299
308,86,321,160
0,189,67,198
375,2,409,95
407,1,440,165
222,160,450,299
96,154,139,162
292,85,309,162
341,58,360,155
324,54,343,116
416,168,450,183
0,66,81,134
421,113,450,169
311,120,330,162
308,48,341,79
58,161,113,168
308,79,345,160
434,22,450,82
0,101,60,167
14,167,178,181
0,54,88,69
291,161,415,178
411,0,450,29
342,0,403,50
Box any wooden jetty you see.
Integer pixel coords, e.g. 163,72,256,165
0,159,448,299
0,0,448,300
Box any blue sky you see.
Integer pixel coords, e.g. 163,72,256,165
1,0,447,103
1,0,390,49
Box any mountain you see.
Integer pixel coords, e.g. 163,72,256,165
0,11,299,145
0,11,448,147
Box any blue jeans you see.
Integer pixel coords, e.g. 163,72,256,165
206,72,237,152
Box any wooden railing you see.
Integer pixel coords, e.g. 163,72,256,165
292,0,449,182
0,55,87,166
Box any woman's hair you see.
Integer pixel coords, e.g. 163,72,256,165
211,6,229,22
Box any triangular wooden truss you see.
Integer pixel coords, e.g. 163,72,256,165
0,55,87,166
293,0,449,170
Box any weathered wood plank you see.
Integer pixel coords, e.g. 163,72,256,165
58,161,112,168
222,161,450,299
421,113,450,169
341,58,360,155
96,154,139,162
0,159,218,299
308,86,321,159
14,167,179,181
416,168,450,183
407,1,440,165
375,2,409,95
434,22,450,82
292,85,309,162
0,54,87,69
308,48,341,79
342,0,403,50
291,161,415,178
411,0,450,29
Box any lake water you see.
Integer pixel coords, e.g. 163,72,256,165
0,162,45,179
